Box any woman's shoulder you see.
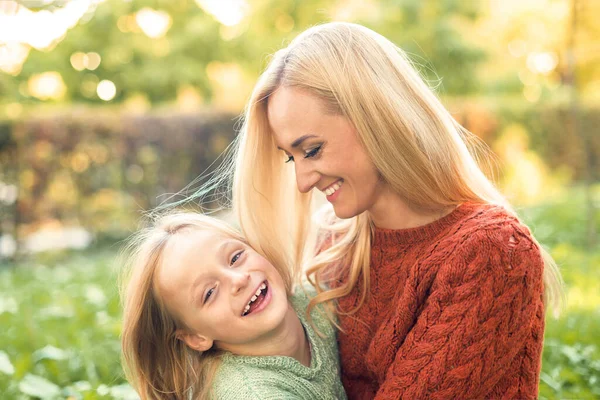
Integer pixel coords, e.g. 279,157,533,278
449,202,535,244
438,202,544,274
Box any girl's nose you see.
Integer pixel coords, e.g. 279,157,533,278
230,271,251,295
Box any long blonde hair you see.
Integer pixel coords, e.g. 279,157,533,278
231,22,563,322
120,212,292,399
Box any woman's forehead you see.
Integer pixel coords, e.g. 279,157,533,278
268,88,328,146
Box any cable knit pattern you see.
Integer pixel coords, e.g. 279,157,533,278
331,202,545,400
211,284,347,399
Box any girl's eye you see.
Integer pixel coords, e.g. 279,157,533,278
284,155,294,163
204,288,214,303
230,250,244,266
304,146,321,159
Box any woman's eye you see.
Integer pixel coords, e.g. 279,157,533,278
285,155,294,163
204,288,214,303
304,146,321,159
230,250,244,266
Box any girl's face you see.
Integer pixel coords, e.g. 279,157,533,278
155,229,289,354
267,86,387,219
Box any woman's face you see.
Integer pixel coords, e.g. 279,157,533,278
268,86,386,219
154,229,290,354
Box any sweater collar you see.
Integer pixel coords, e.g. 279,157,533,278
372,202,481,246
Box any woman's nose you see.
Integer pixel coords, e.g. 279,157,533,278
294,161,320,193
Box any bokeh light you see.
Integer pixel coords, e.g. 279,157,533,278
27,71,67,100
135,8,172,39
86,52,101,70
527,51,559,75
0,0,98,50
96,79,116,101
0,42,29,75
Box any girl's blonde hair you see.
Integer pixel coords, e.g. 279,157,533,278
120,212,293,399
231,22,563,323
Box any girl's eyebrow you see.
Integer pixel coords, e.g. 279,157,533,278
190,272,209,304
217,239,238,255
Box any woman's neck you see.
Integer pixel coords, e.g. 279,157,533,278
369,186,455,230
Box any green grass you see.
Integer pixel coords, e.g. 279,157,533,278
0,191,598,399
0,249,134,399
519,189,600,400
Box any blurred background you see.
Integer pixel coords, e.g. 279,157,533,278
0,0,598,398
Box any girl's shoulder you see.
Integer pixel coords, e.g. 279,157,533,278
291,280,337,339
211,359,298,400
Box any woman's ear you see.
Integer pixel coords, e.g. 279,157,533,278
176,330,213,352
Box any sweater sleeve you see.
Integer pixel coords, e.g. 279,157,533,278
374,221,545,400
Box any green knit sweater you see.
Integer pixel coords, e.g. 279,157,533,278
211,285,347,399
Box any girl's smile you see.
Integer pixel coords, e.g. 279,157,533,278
242,280,271,317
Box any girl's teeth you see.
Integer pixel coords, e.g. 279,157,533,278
255,287,262,296
250,295,257,302
244,305,250,313
260,283,266,290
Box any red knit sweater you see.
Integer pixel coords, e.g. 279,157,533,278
328,202,546,399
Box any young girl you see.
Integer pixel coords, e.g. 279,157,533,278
120,212,346,400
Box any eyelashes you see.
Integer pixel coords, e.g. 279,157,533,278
204,288,214,303
203,250,245,304
284,145,322,164
230,250,244,266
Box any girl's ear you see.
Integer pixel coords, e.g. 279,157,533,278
176,330,213,352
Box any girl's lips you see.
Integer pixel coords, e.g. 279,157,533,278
243,282,272,317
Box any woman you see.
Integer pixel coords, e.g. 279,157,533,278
225,22,563,399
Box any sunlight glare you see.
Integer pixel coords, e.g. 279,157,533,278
135,8,172,39
195,0,248,26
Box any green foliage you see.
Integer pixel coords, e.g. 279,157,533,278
451,100,600,182
519,187,600,249
2,110,236,244
518,191,600,399
540,312,600,399
1,0,486,106
0,249,135,399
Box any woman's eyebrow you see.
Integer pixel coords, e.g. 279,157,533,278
277,134,318,150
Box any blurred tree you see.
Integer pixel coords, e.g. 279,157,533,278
1,0,486,108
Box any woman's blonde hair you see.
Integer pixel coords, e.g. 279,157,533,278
231,22,563,324
120,212,292,399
